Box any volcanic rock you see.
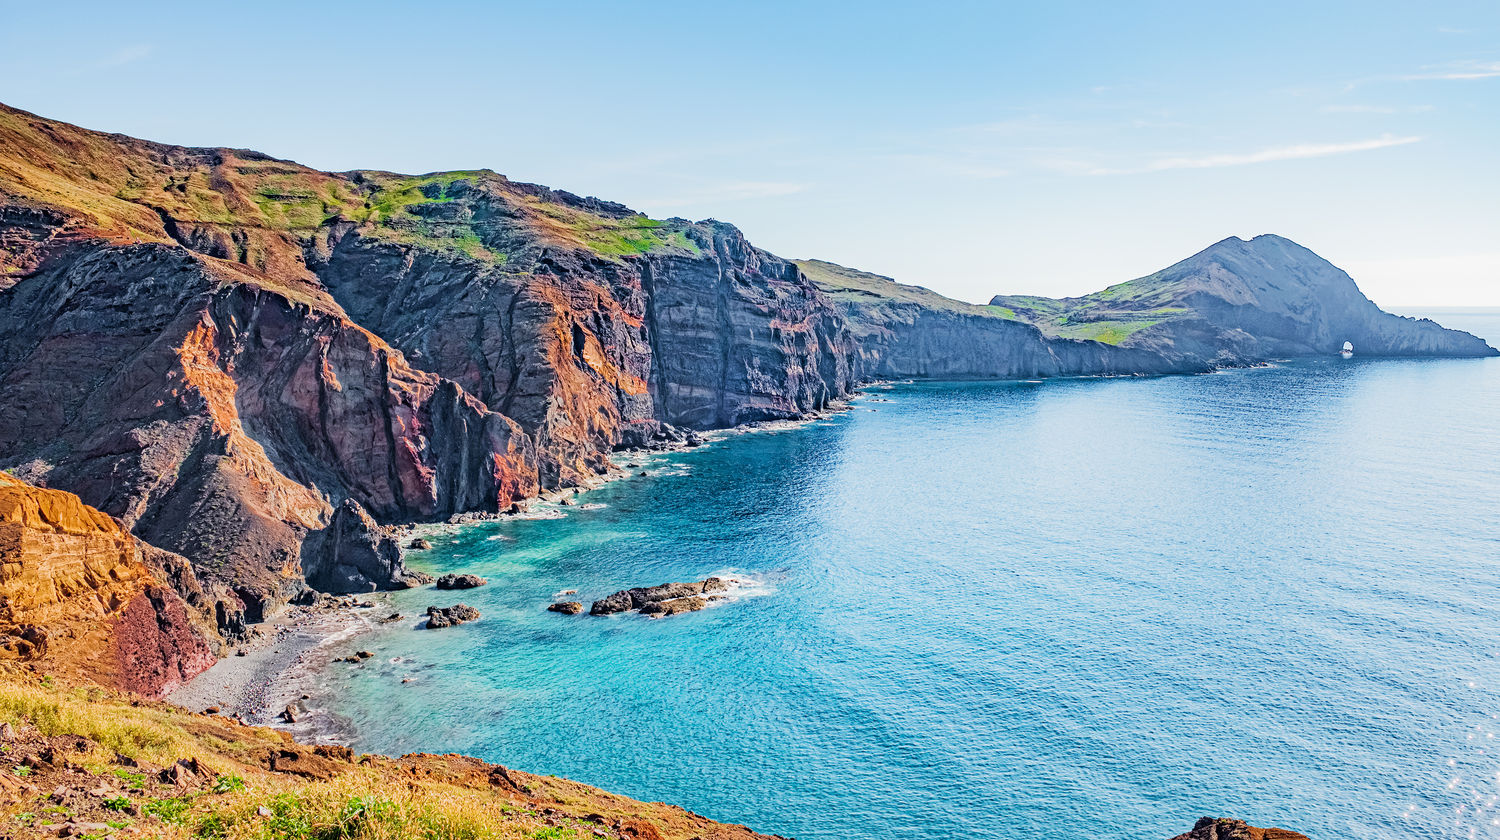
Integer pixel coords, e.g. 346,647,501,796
1168,817,1310,840
425,604,480,629
435,573,487,590
589,578,727,617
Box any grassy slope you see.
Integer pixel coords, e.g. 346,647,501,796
990,275,1190,346
794,259,1015,319
795,258,1180,347
0,102,700,280
0,669,771,840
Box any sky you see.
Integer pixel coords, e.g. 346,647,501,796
3,0,1497,306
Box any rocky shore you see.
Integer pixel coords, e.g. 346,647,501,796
165,594,388,737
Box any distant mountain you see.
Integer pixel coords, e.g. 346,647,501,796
990,234,1496,364
797,235,1493,380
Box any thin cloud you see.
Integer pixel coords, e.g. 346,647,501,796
1083,134,1422,175
1321,104,1399,114
1400,61,1500,81
99,44,152,67
1320,104,1434,115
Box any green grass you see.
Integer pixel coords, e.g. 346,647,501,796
143,796,195,823
0,680,188,761
796,259,1004,318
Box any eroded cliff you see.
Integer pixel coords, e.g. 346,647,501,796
0,474,216,696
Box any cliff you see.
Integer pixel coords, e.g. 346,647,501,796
802,238,1495,381
0,474,216,697
0,101,847,624
991,234,1497,366
798,259,1186,378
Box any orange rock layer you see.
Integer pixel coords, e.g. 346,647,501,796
0,474,215,696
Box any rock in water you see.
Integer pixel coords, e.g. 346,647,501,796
589,591,635,616
547,602,584,615
1168,817,1310,840
434,573,487,590
589,578,727,618
639,597,707,617
424,604,480,629
408,538,433,550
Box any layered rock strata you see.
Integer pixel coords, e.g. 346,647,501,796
0,473,216,696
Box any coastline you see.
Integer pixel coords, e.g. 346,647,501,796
164,400,860,737
166,595,389,743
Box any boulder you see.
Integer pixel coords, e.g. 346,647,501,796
589,591,635,616
547,601,584,615
434,573,487,590
425,604,480,629
408,538,433,550
639,597,706,617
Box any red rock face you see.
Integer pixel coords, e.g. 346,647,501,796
111,585,217,697
318,217,853,490
0,239,539,620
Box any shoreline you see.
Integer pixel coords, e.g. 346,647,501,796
166,595,389,743
164,401,860,736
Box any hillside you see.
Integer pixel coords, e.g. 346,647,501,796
0,101,851,632
0,668,1311,840
796,259,1184,378
991,234,1496,364
0,668,783,840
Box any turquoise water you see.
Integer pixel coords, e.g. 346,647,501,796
315,312,1500,840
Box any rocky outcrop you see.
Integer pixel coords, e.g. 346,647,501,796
547,601,583,615
425,603,480,628
590,577,728,616
301,500,431,593
0,473,216,696
1168,817,1310,840
639,596,708,617
435,573,486,590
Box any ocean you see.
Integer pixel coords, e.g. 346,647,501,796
303,309,1500,839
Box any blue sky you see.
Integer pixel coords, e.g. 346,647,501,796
4,0,1497,305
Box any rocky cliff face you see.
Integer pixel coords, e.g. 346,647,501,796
0,238,535,621
0,473,217,696
314,179,850,489
0,101,852,636
798,259,1189,379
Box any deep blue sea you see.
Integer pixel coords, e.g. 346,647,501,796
311,309,1500,840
